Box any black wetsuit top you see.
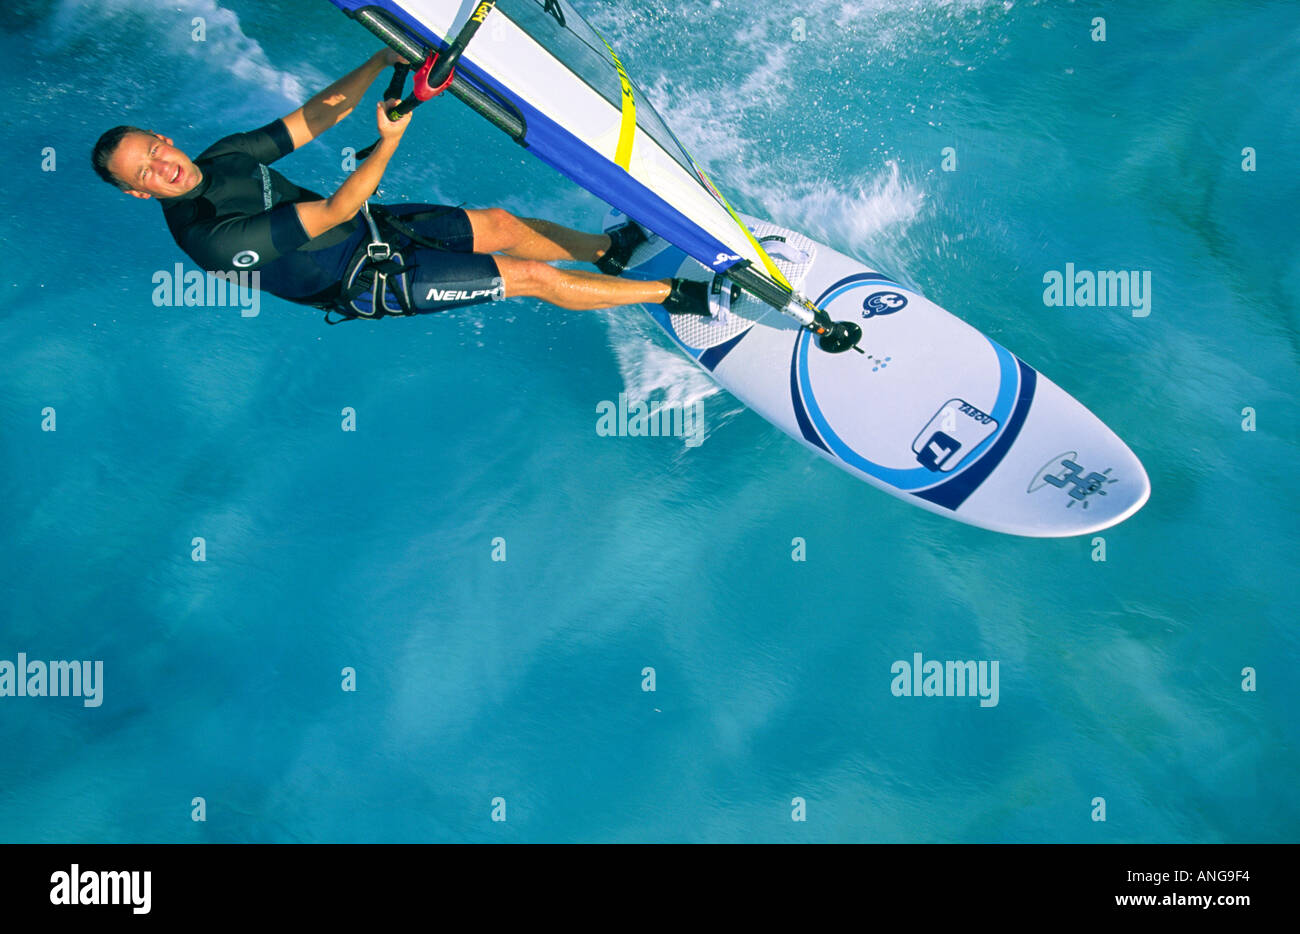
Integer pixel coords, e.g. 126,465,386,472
159,120,365,304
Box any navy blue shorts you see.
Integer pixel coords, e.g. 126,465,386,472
379,204,505,313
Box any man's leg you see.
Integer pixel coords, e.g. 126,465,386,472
494,256,670,311
466,207,613,264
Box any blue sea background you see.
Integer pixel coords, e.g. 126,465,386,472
1,0,1296,842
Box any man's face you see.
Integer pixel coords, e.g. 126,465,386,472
107,132,201,199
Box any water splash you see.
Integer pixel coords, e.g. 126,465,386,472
42,0,318,107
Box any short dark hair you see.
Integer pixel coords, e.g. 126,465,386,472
91,126,154,189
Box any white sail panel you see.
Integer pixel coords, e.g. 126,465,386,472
366,0,773,274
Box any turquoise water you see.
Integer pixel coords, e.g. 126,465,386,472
1,0,1296,842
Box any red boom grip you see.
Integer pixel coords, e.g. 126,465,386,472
412,50,455,100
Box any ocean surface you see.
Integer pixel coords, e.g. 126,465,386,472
1,0,1296,842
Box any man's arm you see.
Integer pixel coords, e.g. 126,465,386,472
280,49,403,152
294,101,411,239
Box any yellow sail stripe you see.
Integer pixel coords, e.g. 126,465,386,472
696,167,793,291
596,33,637,169
594,32,788,292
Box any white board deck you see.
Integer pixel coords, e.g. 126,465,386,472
607,210,1151,537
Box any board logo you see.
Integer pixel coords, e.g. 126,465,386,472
912,399,998,472
1028,452,1117,509
232,250,259,268
862,291,907,318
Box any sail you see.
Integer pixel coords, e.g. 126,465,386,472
326,0,790,289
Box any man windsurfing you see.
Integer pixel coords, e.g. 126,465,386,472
91,49,711,322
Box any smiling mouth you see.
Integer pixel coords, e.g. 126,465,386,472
171,165,181,185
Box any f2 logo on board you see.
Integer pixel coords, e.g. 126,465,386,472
862,291,907,318
1027,453,1119,510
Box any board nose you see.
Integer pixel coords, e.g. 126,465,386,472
1059,441,1151,537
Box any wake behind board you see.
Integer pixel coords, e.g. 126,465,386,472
608,211,1150,537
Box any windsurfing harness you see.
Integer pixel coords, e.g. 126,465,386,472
322,202,471,323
